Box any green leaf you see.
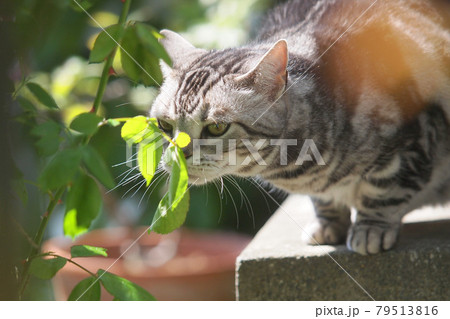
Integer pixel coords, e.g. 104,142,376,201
142,52,163,86
26,82,59,109
38,148,82,190
82,145,116,189
70,112,102,135
167,146,189,206
106,119,120,127
31,120,61,156
29,256,66,280
71,245,108,258
64,174,102,239
120,26,141,82
138,126,163,186
70,0,98,12
98,270,156,301
89,24,121,63
121,25,162,86
68,277,101,301
151,190,190,234
151,146,190,234
135,23,172,65
121,116,149,143
17,96,37,115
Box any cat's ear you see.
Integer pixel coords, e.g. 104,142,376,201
159,30,206,74
235,39,288,101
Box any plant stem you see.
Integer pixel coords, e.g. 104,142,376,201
63,258,97,278
19,186,65,299
18,0,133,299
92,0,132,114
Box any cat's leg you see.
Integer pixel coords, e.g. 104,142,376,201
347,181,411,255
347,210,402,255
303,197,351,245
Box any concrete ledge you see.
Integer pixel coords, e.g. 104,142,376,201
236,195,450,300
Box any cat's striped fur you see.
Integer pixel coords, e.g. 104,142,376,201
151,0,450,254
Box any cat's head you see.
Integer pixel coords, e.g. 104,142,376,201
150,30,289,185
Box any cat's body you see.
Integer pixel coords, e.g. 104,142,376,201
151,0,450,254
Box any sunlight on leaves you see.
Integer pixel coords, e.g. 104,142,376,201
121,115,149,142
71,245,108,258
151,145,189,234
63,174,102,239
175,132,191,148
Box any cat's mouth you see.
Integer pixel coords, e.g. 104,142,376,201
186,166,220,185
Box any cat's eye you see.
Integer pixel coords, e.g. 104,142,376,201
206,123,230,136
157,119,173,133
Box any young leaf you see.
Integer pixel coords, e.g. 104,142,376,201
89,24,121,63
135,23,172,65
175,132,191,148
30,120,61,157
71,245,108,258
70,112,102,135
38,149,82,190
64,174,102,239
97,270,156,301
26,82,59,109
29,256,66,280
68,277,101,301
81,145,116,189
121,116,149,143
138,129,163,186
151,146,190,234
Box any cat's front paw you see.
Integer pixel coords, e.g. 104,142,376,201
303,217,349,245
347,222,399,255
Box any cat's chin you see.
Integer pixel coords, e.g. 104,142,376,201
187,173,215,186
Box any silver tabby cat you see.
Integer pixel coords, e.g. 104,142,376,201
150,0,450,255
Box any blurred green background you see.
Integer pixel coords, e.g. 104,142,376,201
4,0,288,300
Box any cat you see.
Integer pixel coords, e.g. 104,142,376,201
150,0,450,255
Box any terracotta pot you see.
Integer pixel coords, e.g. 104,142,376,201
43,227,251,301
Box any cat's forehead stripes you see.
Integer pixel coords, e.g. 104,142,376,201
172,48,258,116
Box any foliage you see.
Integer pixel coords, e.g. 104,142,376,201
14,0,167,301
11,0,283,301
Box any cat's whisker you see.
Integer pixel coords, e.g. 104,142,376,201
121,176,145,199
106,168,139,194
248,177,273,213
211,179,224,224
138,172,168,208
221,177,240,229
225,175,256,229
145,172,169,207
114,102,134,108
